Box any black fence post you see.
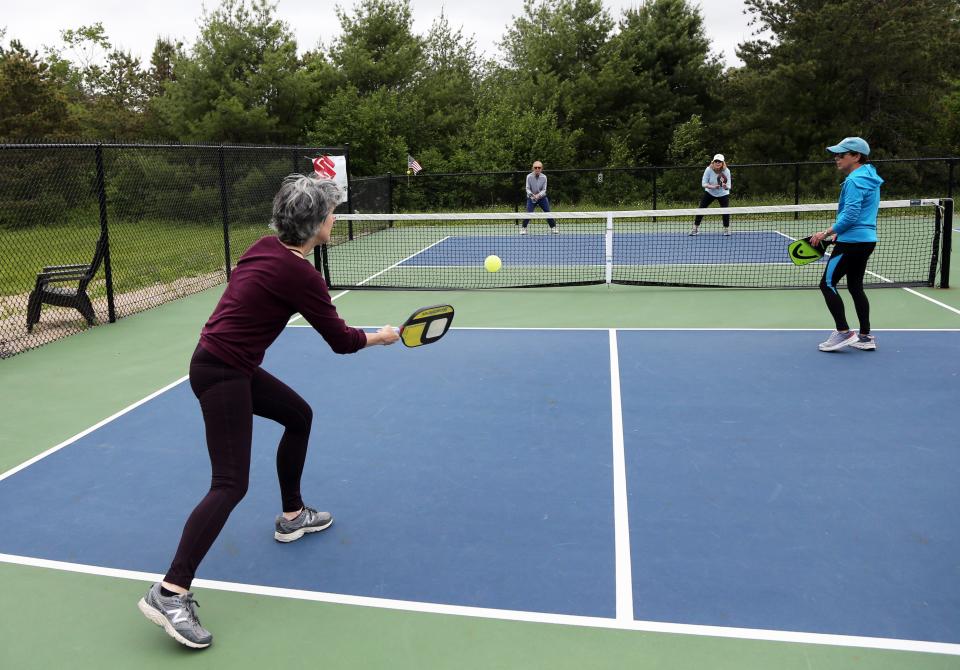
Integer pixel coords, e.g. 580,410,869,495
941,198,952,288
387,172,394,214
652,168,658,210
514,171,522,213
218,145,232,280
94,143,116,323
949,159,955,200
344,143,354,241
794,163,801,219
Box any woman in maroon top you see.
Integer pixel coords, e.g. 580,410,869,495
138,175,399,649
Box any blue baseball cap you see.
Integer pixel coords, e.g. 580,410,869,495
826,137,870,156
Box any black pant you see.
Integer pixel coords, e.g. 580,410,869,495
165,345,313,589
693,193,730,227
820,242,876,333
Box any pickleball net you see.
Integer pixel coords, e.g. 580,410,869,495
320,199,952,290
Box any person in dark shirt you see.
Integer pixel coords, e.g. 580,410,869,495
138,175,399,649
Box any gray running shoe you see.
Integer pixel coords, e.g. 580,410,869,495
275,506,333,542
723,229,731,236
138,583,212,649
850,334,877,350
519,227,528,235
818,330,858,352
688,226,700,236
551,226,559,234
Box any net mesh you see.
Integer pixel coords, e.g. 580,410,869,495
323,200,947,290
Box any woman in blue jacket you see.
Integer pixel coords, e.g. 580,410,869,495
810,137,883,352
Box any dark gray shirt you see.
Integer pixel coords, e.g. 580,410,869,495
525,172,548,199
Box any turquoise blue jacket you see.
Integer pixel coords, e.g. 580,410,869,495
834,164,883,242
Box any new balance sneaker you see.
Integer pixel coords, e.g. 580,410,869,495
138,583,212,649
723,229,731,236
274,506,333,542
520,227,528,235
818,330,858,352
551,226,560,234
850,333,877,351
688,226,700,236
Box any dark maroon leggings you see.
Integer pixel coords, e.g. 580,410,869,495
165,346,313,589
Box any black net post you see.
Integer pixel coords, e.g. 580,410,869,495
94,143,116,323
941,198,952,288
218,145,232,280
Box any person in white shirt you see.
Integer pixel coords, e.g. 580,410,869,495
689,153,732,236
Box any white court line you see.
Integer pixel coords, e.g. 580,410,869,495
898,287,960,316
764,230,959,318
2,327,959,654
0,376,188,484
608,329,633,621
0,552,956,656
290,237,451,322
334,326,960,332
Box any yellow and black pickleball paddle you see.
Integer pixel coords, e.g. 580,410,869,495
394,304,455,347
787,236,831,266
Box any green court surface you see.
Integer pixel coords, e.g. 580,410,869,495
1,265,958,668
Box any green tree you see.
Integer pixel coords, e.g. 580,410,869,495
40,23,150,139
499,0,614,161
308,85,409,175
406,13,482,165
725,0,960,159
456,94,580,173
0,40,72,139
329,0,424,94
598,0,721,165
152,0,311,143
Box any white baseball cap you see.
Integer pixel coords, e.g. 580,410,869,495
712,154,725,162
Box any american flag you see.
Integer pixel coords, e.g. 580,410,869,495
407,154,422,175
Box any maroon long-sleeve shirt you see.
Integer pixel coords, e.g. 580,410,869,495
199,236,367,374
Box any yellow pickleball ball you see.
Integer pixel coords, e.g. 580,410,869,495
484,255,502,273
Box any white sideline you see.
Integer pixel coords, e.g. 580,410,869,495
0,553,957,656
608,329,633,621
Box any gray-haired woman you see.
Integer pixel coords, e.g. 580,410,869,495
138,175,399,649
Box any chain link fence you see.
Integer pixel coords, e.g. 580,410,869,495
1,142,346,359
2,145,955,359
384,158,957,212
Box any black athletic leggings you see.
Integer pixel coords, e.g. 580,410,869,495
693,192,730,227
819,242,876,334
165,345,313,589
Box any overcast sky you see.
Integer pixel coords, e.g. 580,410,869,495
2,1,759,68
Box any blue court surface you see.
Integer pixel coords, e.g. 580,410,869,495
401,232,799,266
0,328,956,644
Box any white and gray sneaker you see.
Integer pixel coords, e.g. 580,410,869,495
688,226,700,236
275,506,333,542
138,583,212,649
519,227,528,235
818,330,858,352
551,226,559,234
850,334,877,350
